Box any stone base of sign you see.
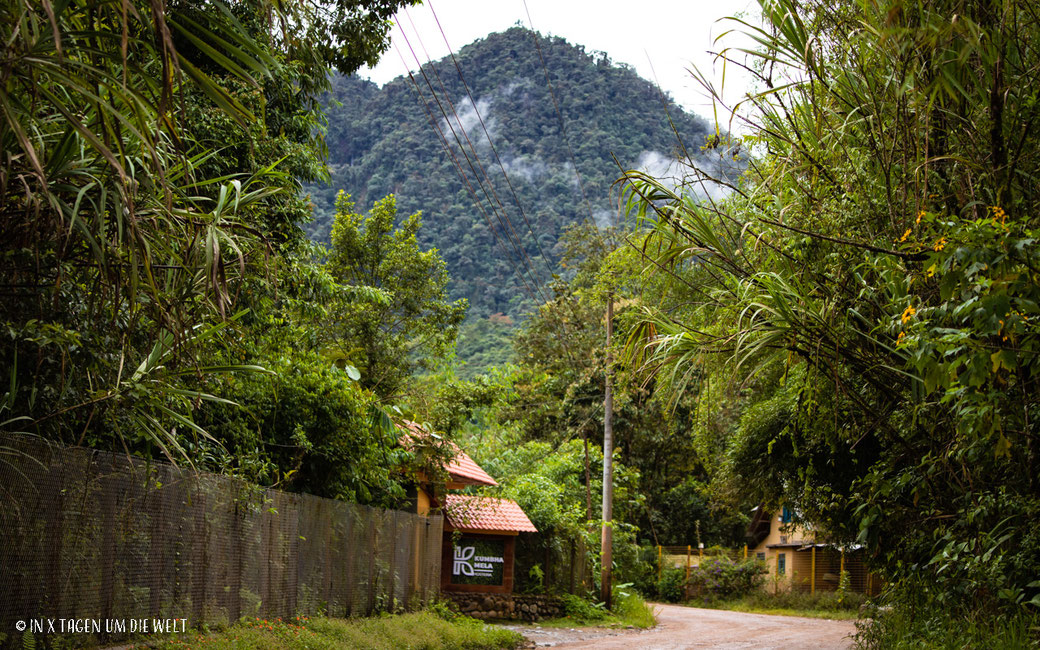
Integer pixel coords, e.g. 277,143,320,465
444,592,565,621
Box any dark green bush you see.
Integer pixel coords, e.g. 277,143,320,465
560,594,609,621
656,567,687,603
630,545,662,597
687,557,765,602
740,588,866,612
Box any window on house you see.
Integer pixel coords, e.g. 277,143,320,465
781,506,793,523
756,552,766,562
778,552,786,575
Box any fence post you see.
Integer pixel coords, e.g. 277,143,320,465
657,545,662,583
743,544,748,560
685,545,691,582
811,546,816,595
775,553,779,595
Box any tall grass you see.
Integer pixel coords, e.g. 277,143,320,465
854,608,1040,649
613,588,657,628
553,588,656,629
144,612,523,650
688,589,865,620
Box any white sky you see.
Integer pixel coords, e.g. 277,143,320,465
361,0,762,131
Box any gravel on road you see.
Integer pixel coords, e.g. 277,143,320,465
506,603,858,650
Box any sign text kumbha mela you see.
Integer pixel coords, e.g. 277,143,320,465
450,538,505,585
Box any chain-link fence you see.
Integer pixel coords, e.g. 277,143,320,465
787,546,881,595
651,544,881,597
514,533,591,595
0,436,443,646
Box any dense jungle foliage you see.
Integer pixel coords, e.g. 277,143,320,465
621,0,1040,642
0,0,741,556
0,0,442,507
412,222,752,594
5,0,1039,644
305,27,743,373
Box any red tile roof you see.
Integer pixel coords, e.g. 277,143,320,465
444,495,537,533
445,448,498,487
399,421,498,487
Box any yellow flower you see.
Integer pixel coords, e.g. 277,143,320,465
897,331,905,345
900,228,912,242
991,205,1007,224
916,210,926,224
933,236,947,251
901,305,916,324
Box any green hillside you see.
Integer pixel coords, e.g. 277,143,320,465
307,27,737,328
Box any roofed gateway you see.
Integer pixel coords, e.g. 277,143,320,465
400,421,537,594
441,495,537,594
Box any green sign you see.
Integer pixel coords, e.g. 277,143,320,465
451,537,506,585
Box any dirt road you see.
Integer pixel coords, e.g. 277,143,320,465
511,604,858,649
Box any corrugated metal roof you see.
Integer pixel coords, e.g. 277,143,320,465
444,495,537,533
399,421,498,487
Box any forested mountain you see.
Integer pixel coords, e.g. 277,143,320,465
307,27,739,328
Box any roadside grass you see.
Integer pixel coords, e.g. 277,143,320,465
614,589,657,628
516,589,656,629
138,611,523,650
853,608,1040,649
686,590,864,621
704,601,860,620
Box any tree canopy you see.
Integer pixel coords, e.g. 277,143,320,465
622,0,1040,633
326,192,467,398
306,27,743,377
0,0,421,504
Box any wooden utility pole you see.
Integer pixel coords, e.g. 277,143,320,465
600,293,614,607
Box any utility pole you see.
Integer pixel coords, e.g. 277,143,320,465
600,291,614,607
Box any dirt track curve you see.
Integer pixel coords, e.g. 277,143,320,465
511,603,857,649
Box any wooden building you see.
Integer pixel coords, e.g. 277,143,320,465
747,506,880,595
399,421,538,595
440,495,537,594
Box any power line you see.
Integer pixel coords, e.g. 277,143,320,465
425,0,562,291
399,8,554,308
520,0,613,253
394,11,603,368
392,36,581,365
395,16,556,310
419,1,606,364
392,43,540,309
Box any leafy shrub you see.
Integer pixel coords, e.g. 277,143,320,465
427,598,462,622
687,557,765,602
656,567,687,603
612,584,657,628
740,588,866,612
630,545,663,598
560,593,609,621
855,604,1040,649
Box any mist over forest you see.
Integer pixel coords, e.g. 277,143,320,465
306,27,740,330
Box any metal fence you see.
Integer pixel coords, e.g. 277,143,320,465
0,436,443,645
514,534,591,595
654,544,881,596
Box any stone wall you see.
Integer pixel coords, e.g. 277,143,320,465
445,592,564,621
